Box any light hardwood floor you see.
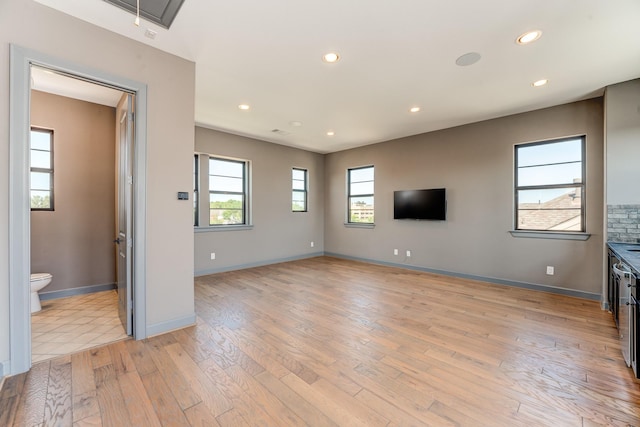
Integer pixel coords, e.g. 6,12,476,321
1,256,638,426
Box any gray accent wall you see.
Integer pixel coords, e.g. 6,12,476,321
30,90,116,294
194,127,325,275
325,99,605,296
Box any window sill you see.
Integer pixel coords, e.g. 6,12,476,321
509,230,591,241
195,225,254,233
344,223,375,229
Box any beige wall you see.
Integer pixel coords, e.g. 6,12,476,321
325,99,605,296
194,127,325,274
605,79,640,205
30,90,116,294
1,0,195,369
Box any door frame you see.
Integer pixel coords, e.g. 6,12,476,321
9,45,148,375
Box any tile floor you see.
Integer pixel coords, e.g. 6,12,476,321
31,290,129,363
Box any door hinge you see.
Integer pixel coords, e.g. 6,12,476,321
128,112,134,122
127,176,133,185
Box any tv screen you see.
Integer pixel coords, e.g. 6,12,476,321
394,188,446,220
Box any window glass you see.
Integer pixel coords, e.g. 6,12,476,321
348,166,374,224
209,157,247,226
292,168,307,212
515,137,585,232
30,128,53,211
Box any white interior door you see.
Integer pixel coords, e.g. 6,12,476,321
116,93,134,335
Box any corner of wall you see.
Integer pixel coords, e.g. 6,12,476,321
0,359,9,380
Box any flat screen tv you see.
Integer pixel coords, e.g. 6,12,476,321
394,188,446,220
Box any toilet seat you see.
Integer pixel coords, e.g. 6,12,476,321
31,273,52,281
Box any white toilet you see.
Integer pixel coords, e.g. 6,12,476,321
30,273,52,313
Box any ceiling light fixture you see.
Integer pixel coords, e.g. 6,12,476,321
326,131,335,136
134,0,140,26
289,121,303,127
516,30,542,45
238,104,250,110
322,52,340,63
532,79,548,87
409,107,421,113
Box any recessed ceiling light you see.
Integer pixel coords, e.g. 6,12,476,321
289,121,303,127
409,107,421,113
238,104,250,110
326,131,335,136
532,79,548,87
517,30,542,45
322,52,340,63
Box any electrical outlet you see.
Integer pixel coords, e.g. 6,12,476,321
546,266,554,275
406,250,411,257
394,249,398,255
211,252,216,260
310,241,314,247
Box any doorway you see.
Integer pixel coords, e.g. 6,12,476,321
29,67,131,362
9,45,148,375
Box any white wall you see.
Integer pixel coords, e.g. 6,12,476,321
0,0,195,374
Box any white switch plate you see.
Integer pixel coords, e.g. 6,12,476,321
394,249,398,255
211,252,216,260
310,241,314,247
406,250,411,257
546,266,554,275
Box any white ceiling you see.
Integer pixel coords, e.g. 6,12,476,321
31,67,123,108
34,0,640,153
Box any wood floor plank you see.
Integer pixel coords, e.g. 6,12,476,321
183,401,222,427
12,361,50,426
197,357,281,426
2,257,639,426
253,370,339,427
43,357,73,426
164,342,233,417
140,370,192,427
224,364,307,426
93,364,132,427
117,371,162,427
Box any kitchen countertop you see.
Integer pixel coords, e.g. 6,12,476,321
608,242,640,274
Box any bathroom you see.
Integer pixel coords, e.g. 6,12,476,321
29,69,129,362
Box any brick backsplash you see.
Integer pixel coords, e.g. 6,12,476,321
607,204,640,243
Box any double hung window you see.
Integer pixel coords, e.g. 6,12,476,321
209,157,247,226
30,127,54,211
348,165,374,224
514,136,585,232
292,168,308,212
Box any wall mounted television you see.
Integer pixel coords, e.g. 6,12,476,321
393,188,446,220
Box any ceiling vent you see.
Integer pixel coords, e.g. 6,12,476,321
102,0,185,29
271,129,290,136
